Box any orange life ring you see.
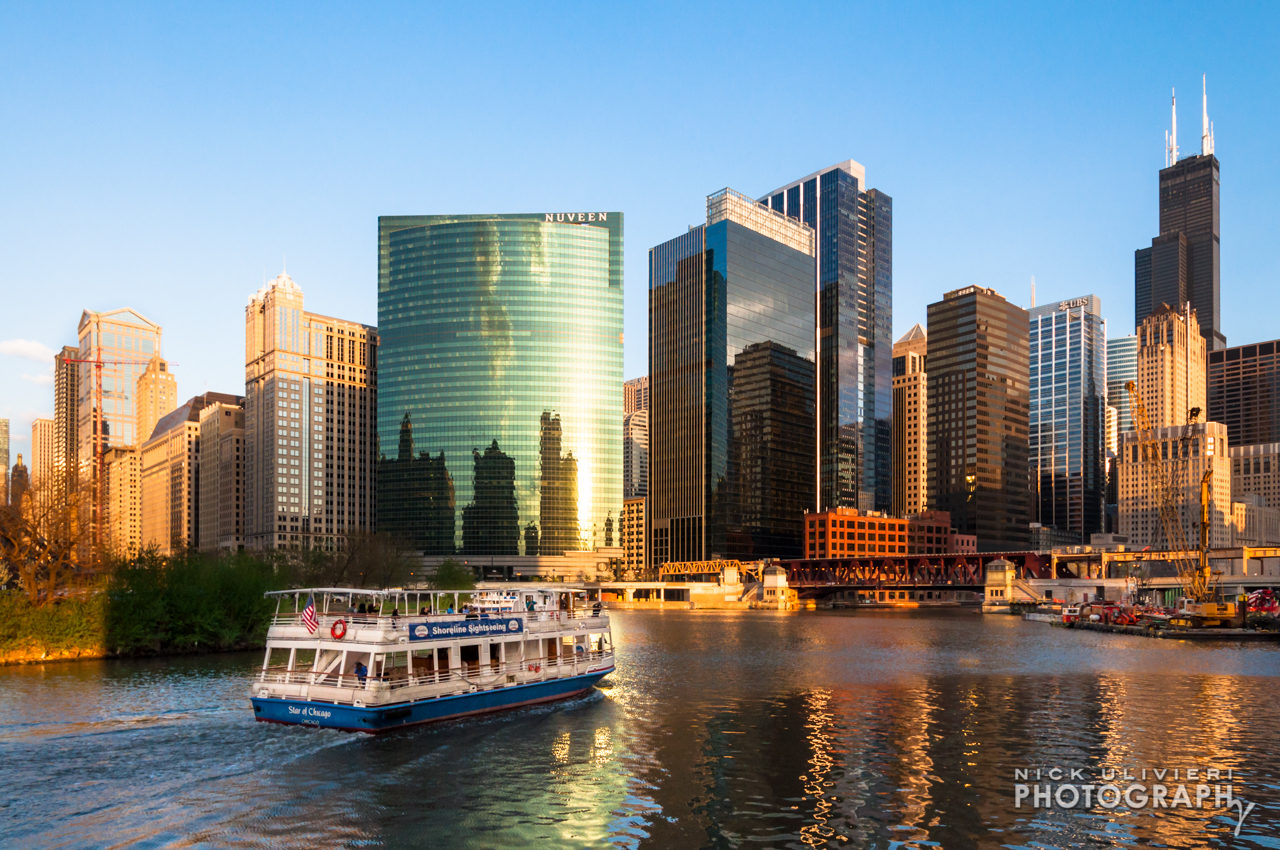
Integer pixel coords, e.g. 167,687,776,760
331,619,348,639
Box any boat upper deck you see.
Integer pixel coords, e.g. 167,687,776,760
266,586,609,647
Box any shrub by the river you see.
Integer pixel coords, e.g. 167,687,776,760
105,550,280,656
0,589,107,658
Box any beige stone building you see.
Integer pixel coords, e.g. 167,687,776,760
1118,422,1232,550
135,356,177,444
1230,496,1280,547
140,393,239,554
104,446,141,557
892,323,927,517
1231,443,1280,510
198,398,245,552
30,418,56,489
1136,304,1206,429
244,272,377,550
621,497,645,578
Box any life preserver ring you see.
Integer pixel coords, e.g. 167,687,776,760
331,619,348,639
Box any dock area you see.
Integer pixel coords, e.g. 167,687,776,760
1047,619,1280,642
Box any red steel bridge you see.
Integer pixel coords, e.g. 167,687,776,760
780,551,1063,595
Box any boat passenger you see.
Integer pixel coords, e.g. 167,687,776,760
354,661,367,685
391,607,399,628
525,598,536,613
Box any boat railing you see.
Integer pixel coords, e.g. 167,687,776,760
256,648,614,693
269,608,609,632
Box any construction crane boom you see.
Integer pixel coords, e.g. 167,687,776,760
1125,380,1217,602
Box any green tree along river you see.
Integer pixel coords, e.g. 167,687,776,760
4,610,1280,848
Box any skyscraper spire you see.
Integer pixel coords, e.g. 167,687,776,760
1201,74,1215,156
1166,87,1179,167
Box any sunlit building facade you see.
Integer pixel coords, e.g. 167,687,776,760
623,408,648,500
0,418,8,505
377,212,623,556
650,189,816,565
761,161,893,513
198,397,245,552
1029,296,1107,541
927,286,1030,551
244,272,377,550
76,309,163,462
891,324,927,517
624,376,649,415
1136,304,1205,430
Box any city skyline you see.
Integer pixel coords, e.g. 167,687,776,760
3,6,1279,448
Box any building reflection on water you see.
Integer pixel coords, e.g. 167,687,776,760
4,612,1280,849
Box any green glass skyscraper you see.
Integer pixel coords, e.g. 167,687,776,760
377,213,623,556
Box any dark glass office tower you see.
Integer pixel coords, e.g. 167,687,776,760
927,286,1030,551
649,189,816,565
1029,296,1107,542
761,161,892,513
1135,89,1222,349
377,212,623,555
1209,339,1280,447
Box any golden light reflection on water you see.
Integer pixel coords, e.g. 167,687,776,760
799,688,840,847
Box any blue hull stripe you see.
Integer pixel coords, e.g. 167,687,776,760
251,668,615,733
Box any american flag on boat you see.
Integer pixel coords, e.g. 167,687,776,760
301,595,319,633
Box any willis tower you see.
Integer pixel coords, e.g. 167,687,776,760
1135,75,1224,350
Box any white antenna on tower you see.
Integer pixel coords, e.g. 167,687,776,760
1166,87,1179,166
1030,275,1036,309
1201,74,1214,156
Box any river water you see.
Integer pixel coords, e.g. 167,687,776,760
4,609,1280,848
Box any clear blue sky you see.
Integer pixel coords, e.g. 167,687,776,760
2,1,1278,453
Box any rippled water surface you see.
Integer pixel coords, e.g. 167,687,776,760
4,610,1280,848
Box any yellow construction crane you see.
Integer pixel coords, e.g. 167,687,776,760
1125,381,1226,618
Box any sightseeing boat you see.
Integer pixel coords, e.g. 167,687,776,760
250,585,615,733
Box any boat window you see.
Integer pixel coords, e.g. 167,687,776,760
382,651,410,683
294,648,317,669
266,648,291,669
459,643,480,673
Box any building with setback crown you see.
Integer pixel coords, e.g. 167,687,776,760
244,272,377,550
650,189,816,565
1136,304,1205,430
892,324,927,517
1135,79,1223,350
1029,296,1107,541
377,212,622,557
760,161,892,512
926,286,1030,551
